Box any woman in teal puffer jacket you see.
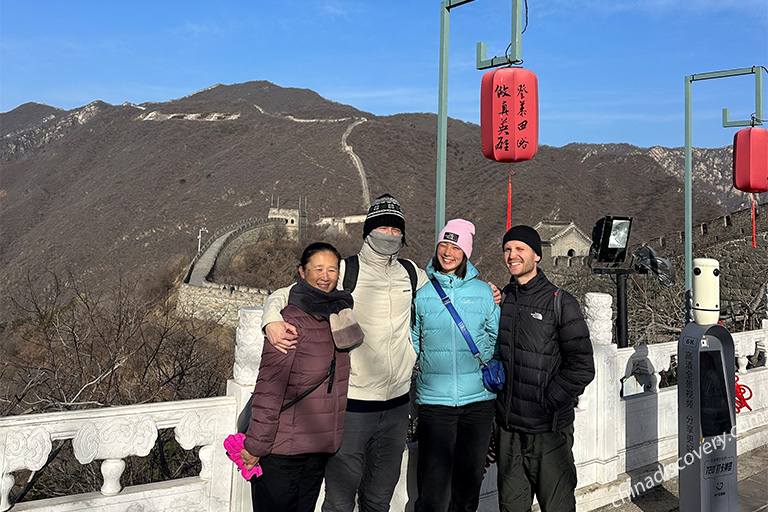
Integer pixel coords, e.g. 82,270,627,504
411,219,500,512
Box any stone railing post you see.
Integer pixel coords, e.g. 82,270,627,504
584,292,620,484
764,284,768,330
233,307,265,388
227,306,265,512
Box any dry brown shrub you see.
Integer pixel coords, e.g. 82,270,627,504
0,269,234,504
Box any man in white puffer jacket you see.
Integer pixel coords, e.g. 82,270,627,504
261,194,428,512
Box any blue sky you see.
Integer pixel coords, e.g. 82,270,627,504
1,0,766,148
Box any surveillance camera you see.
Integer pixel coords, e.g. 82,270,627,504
692,258,720,325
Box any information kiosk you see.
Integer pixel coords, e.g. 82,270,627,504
678,259,737,511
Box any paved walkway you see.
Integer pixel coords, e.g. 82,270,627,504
188,228,238,286
595,445,768,512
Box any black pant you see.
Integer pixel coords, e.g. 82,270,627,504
251,452,330,512
321,404,410,512
496,424,577,512
415,400,495,512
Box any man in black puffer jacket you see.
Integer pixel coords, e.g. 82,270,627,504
495,225,595,512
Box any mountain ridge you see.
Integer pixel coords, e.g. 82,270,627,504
2,80,759,322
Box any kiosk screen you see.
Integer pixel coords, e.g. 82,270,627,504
699,350,732,437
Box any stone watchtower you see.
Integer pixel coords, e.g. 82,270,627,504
534,220,592,259
267,207,307,241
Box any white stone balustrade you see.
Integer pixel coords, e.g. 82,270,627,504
2,297,767,512
571,293,768,510
734,327,768,373
1,396,236,512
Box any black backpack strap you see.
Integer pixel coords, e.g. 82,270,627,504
397,258,418,300
342,255,359,293
554,288,563,328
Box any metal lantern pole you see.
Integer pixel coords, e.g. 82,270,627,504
436,0,524,241
683,66,764,322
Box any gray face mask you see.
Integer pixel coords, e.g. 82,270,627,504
366,230,403,256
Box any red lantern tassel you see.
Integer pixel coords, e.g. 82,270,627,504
507,169,512,230
752,195,757,248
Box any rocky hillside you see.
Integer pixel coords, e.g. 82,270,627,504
563,143,751,212
2,80,751,322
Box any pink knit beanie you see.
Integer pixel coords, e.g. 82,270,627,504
437,219,475,259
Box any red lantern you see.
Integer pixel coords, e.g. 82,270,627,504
733,127,768,193
481,67,538,162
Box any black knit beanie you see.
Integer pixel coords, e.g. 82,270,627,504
502,225,542,256
363,194,406,240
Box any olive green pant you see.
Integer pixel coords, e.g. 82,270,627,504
496,423,577,512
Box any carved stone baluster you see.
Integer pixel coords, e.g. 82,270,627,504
100,458,125,496
1,474,15,512
735,338,751,373
199,445,214,481
1,428,52,511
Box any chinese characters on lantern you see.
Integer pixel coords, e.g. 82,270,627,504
481,67,539,163
516,83,530,151
494,84,510,152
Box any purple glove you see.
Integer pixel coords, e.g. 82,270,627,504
223,433,263,480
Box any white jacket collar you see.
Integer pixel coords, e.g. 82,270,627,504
358,240,400,268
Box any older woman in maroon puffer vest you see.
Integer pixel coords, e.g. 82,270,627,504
240,242,363,512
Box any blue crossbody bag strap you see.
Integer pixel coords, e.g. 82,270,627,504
430,279,484,362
